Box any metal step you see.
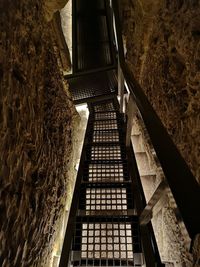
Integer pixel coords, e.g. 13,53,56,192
71,216,141,266
82,160,130,183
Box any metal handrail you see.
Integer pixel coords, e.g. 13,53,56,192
112,0,200,241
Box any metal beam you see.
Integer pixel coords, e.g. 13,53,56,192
140,180,168,225
65,65,116,80
74,93,116,105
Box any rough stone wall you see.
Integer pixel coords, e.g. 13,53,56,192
121,0,200,183
0,1,77,266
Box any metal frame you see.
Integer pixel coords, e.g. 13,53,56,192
71,0,116,75
67,69,118,104
139,180,168,226
59,98,143,267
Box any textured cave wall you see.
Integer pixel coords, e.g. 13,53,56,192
0,1,77,266
121,0,200,183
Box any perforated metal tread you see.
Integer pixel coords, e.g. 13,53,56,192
86,144,126,161
93,100,116,112
68,70,117,103
72,216,141,266
79,184,134,214
82,160,130,183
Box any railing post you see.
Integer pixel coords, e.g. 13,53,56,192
125,96,137,146
118,59,124,113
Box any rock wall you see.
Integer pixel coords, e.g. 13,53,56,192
0,0,77,266
121,0,200,183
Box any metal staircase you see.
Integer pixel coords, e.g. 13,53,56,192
68,98,143,267
58,1,200,266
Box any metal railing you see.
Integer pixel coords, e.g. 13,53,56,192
111,0,200,242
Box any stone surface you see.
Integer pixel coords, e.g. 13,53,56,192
51,13,71,72
44,0,69,21
51,104,89,267
131,112,193,266
60,0,72,64
121,0,200,183
0,1,77,266
193,234,200,267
